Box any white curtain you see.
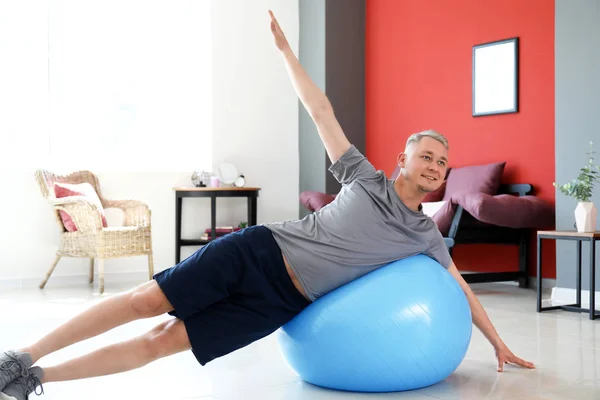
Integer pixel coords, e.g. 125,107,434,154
0,0,213,173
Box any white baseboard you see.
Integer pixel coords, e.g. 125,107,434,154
530,277,557,289
550,287,600,309
467,277,556,289
0,271,151,292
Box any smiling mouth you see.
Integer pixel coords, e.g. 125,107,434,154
422,174,437,181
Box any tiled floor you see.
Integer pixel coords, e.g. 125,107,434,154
1,280,599,400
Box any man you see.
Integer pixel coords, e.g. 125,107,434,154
0,10,534,400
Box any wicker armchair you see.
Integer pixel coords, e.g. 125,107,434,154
35,169,154,294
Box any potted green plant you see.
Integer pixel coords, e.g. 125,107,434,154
553,141,600,232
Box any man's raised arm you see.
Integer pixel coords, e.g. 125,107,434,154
269,10,351,164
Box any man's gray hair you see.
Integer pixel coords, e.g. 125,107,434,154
405,129,449,150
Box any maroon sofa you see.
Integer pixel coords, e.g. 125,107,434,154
300,161,555,287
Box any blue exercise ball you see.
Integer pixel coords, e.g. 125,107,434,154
277,254,472,392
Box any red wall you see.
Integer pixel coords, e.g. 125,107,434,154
365,0,556,278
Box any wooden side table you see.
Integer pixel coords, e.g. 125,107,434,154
174,187,261,264
537,230,599,320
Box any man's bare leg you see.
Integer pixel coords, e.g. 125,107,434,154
18,280,173,364
40,318,190,383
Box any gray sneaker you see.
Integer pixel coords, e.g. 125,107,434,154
0,352,33,392
0,366,44,400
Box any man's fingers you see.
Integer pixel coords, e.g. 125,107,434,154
515,357,535,369
268,15,281,34
507,355,536,369
269,12,282,30
497,358,504,372
268,10,280,28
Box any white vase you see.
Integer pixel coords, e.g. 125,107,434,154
574,201,597,232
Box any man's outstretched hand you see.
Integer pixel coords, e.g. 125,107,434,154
269,10,290,52
495,343,535,372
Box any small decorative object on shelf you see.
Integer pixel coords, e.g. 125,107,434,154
234,174,246,188
191,170,211,187
209,175,221,188
191,170,204,187
553,141,600,232
200,226,241,241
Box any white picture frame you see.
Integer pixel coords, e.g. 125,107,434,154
472,37,519,117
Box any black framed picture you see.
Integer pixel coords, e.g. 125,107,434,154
472,37,518,117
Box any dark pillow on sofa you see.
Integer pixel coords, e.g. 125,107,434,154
300,191,336,212
423,181,447,203
443,162,506,201
456,192,555,229
430,200,456,236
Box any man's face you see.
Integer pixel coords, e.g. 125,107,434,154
397,137,448,193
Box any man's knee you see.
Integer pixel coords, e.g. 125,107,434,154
143,319,190,361
130,281,173,318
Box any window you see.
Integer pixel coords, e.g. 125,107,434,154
46,0,212,172
0,1,50,169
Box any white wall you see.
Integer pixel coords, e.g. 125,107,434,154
211,0,300,226
553,0,600,303
0,0,300,290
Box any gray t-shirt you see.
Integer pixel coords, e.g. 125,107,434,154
264,145,452,302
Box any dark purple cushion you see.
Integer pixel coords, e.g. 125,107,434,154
431,200,457,236
455,192,555,229
431,191,555,235
300,191,336,212
423,181,447,203
443,162,506,200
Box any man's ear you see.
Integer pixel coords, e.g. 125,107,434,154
397,152,407,168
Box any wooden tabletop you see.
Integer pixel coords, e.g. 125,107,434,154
538,230,600,238
173,187,260,192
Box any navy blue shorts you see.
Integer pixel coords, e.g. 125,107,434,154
153,225,309,366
